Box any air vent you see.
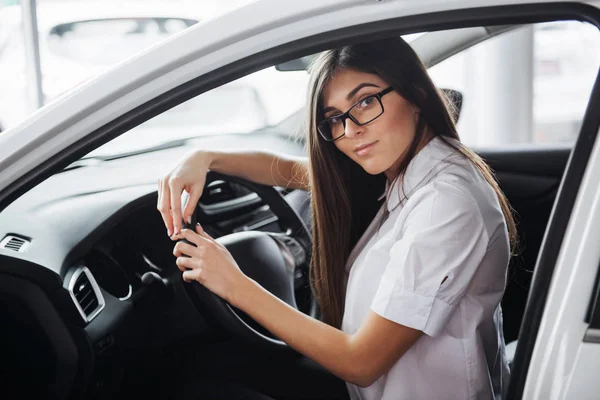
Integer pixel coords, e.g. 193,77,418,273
0,235,29,252
68,267,105,323
74,273,98,315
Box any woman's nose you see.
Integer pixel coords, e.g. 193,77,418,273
344,118,363,139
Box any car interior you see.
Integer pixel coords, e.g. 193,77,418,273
0,17,595,400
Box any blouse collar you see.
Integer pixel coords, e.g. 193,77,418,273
379,136,460,212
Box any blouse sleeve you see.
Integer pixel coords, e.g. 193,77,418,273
371,181,489,337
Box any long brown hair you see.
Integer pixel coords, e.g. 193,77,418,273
306,37,517,329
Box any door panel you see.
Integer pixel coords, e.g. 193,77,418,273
479,146,570,342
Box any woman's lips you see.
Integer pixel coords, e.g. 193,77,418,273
354,141,377,157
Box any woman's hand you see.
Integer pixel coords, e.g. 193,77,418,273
157,150,214,237
172,224,249,305
171,229,422,389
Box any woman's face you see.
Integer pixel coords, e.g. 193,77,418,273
321,68,420,181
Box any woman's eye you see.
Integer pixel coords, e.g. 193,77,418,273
329,116,342,125
358,96,376,109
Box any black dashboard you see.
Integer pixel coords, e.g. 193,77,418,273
0,133,310,400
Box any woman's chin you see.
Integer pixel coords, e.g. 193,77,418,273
359,161,388,175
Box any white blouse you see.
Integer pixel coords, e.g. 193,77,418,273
341,136,510,400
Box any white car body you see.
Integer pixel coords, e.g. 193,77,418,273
1,0,600,398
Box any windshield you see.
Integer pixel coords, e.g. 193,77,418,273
87,67,310,157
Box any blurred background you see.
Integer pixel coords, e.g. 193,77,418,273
0,0,250,130
1,0,599,149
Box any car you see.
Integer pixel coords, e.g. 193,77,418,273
1,0,600,399
0,1,201,132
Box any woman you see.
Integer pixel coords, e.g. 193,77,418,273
158,37,516,399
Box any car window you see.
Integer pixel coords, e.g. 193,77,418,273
46,18,197,65
87,66,310,157
0,25,9,58
428,21,600,147
0,6,19,63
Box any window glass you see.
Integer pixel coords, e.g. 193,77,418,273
88,67,310,157
429,21,600,146
0,3,201,132
0,4,26,131
46,18,196,65
0,17,12,59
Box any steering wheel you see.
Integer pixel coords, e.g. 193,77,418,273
180,171,317,349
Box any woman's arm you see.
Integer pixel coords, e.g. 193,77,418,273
173,226,423,388
159,149,309,236
232,278,423,388
207,149,310,191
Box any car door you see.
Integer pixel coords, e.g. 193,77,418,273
1,1,600,399
515,57,600,400
504,13,600,400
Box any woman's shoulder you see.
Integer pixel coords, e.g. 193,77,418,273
405,177,480,216
388,136,498,216
404,164,505,235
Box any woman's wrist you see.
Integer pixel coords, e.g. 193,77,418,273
229,275,259,309
196,149,216,171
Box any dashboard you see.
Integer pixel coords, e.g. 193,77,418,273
0,133,310,399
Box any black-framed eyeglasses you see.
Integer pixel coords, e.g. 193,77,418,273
318,86,394,142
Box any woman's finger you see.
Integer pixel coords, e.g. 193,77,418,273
175,256,188,272
182,267,203,283
195,223,214,240
156,178,162,208
176,256,200,272
175,228,211,247
173,241,202,259
183,185,203,226
169,177,184,235
175,259,186,272
158,177,174,237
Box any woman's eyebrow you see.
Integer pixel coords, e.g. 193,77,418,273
322,82,382,114
346,82,381,101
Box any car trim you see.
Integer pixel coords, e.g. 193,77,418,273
583,328,600,343
68,265,106,323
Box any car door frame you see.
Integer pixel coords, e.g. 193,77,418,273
1,2,600,399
